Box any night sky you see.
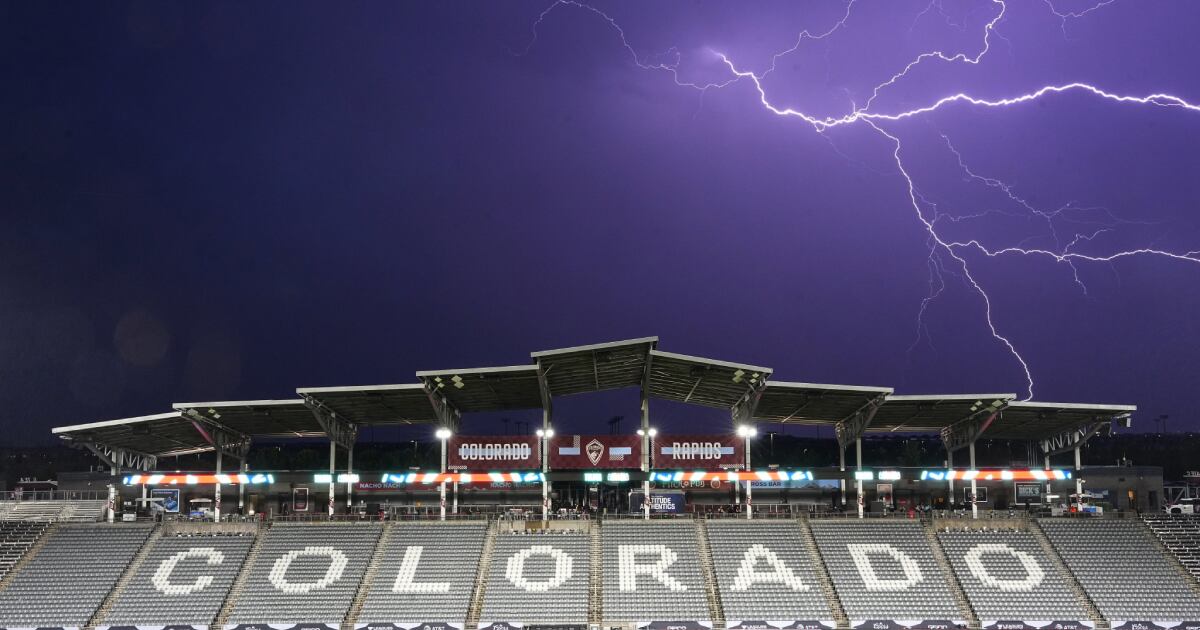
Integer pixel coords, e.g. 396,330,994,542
3,0,1199,444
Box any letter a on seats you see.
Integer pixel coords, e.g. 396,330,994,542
393,546,452,593
847,543,923,591
270,546,348,594
618,544,686,592
153,547,224,596
505,545,573,592
732,544,809,591
964,543,1044,591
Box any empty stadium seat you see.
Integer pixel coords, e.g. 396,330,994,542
808,519,959,621
601,520,710,622
938,527,1087,621
0,521,49,581
226,522,382,624
1039,518,1200,620
105,530,255,625
358,521,488,623
481,529,590,623
0,523,154,626
1143,514,1200,581
706,519,832,621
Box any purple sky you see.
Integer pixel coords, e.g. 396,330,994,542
3,0,1200,442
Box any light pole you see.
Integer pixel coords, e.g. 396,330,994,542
536,427,555,523
737,425,757,519
637,427,657,519
436,427,452,521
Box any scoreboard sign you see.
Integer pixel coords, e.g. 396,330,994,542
654,434,744,469
448,436,540,471
549,434,641,469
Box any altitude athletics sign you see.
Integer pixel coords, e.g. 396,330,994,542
654,434,744,468
549,434,641,469
447,436,540,471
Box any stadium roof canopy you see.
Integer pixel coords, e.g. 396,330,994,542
296,383,439,426
48,335,1138,467
869,394,1015,434
752,381,893,426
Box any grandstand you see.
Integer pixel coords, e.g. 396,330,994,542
0,336,1188,629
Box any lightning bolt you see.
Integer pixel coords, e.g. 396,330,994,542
521,0,1200,400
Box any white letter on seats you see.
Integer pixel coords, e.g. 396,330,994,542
505,545,573,592
732,543,809,591
964,543,1044,591
153,547,224,595
847,544,923,591
618,544,686,592
393,546,451,593
269,546,348,594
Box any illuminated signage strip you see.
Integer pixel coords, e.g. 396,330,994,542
920,469,1072,481
379,471,545,484
122,473,275,486
644,470,818,482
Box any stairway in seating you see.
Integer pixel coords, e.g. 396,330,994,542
694,519,725,626
589,520,602,625
344,522,393,630
465,520,498,627
797,518,848,629
922,521,979,630
214,522,269,629
87,523,164,629
1028,519,1107,629
1138,518,1200,594
0,522,57,592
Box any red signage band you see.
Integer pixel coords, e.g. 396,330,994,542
447,436,541,471
653,434,745,468
548,434,642,469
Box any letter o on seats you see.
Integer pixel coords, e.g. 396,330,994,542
269,546,348,594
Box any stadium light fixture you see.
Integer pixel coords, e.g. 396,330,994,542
736,425,757,438
435,428,452,440
636,427,658,437
536,427,555,438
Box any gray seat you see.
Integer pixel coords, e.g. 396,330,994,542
359,521,487,623
0,523,154,626
809,520,959,621
706,519,832,621
106,531,255,625
482,529,589,623
1039,518,1200,620
227,522,382,624
601,520,709,622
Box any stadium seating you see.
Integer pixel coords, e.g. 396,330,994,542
601,520,710,622
1143,514,1200,581
0,500,106,522
937,527,1088,621
0,523,154,626
481,529,590,623
808,519,960,621
1039,518,1200,620
0,521,49,581
358,521,488,623
104,530,255,625
226,522,382,624
706,519,832,621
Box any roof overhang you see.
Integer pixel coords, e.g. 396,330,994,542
646,349,772,409
173,399,323,439
297,383,439,425
416,365,543,412
532,336,658,397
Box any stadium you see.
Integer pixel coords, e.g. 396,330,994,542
0,337,1196,630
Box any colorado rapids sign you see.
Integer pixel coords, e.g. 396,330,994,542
654,434,744,468
549,434,642,469
447,436,540,471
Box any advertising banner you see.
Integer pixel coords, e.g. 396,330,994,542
851,620,967,630
726,621,836,630
631,490,685,514
549,434,641,469
224,624,341,630
636,623,713,630
448,436,540,471
352,619,460,624
1014,483,1043,502
982,622,1096,630
149,488,180,513
477,623,525,630
292,487,310,512
105,626,208,630
654,435,744,469
1111,622,1200,630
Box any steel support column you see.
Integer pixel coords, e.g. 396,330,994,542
346,445,354,512
744,434,753,520
947,449,955,506
969,441,978,519
856,438,864,519
1075,445,1083,512
215,450,223,522
641,388,650,520
440,436,447,521
328,441,336,517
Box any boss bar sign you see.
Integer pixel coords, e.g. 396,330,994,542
447,436,540,471
655,434,745,468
